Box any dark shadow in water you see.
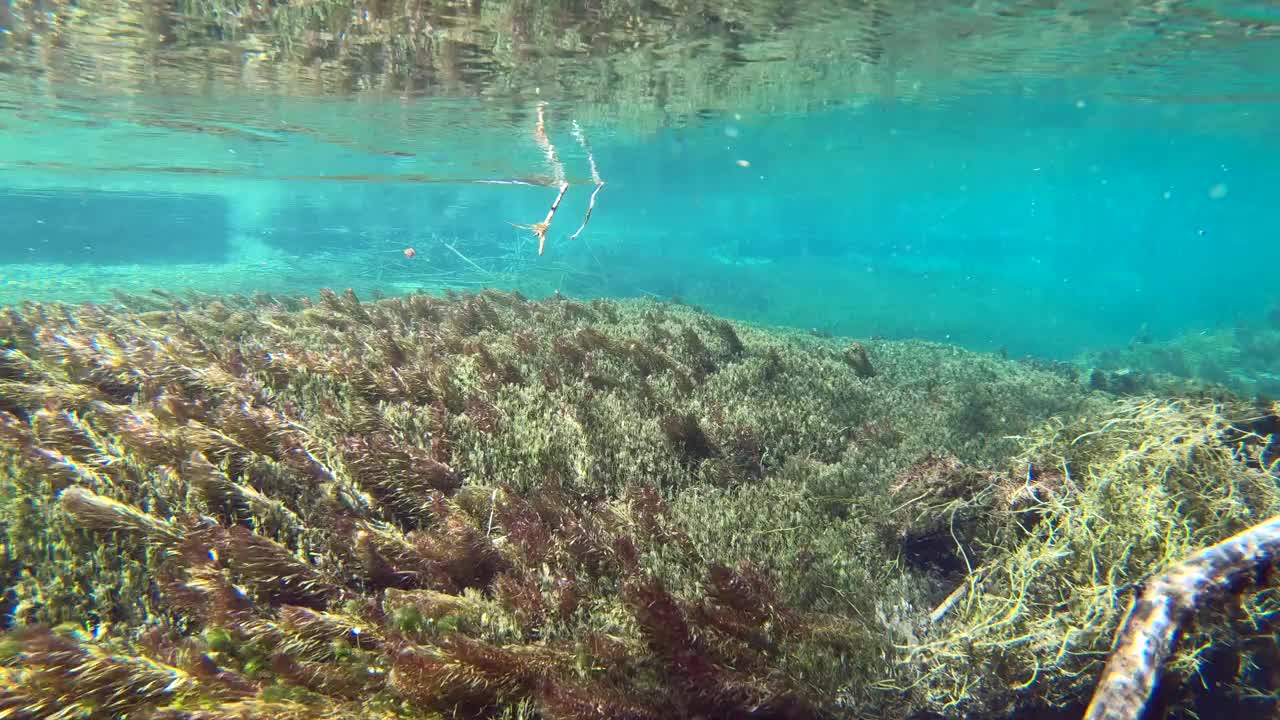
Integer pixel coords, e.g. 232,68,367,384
0,189,230,264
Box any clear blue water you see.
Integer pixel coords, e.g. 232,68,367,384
2,1,1279,368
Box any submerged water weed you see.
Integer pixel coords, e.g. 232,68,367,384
1082,318,1280,400
0,288,1269,718
898,397,1280,716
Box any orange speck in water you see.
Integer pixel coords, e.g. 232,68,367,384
403,247,416,260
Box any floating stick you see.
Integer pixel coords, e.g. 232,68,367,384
511,182,569,256
1084,513,1280,720
569,120,606,241
510,104,605,254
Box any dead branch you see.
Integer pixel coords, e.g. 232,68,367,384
1084,513,1280,720
510,105,605,255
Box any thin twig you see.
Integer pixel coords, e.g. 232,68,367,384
569,120,606,240
930,566,989,624
442,241,492,276
570,182,605,241
486,488,498,537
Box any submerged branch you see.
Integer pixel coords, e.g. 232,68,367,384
1084,514,1280,720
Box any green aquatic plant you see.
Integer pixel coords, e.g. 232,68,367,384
0,289,1275,719
896,397,1280,716
1081,308,1280,401
1085,509,1280,720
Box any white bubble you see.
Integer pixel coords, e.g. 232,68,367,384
1075,99,1087,109
1163,191,1173,200
1208,183,1229,199
724,126,740,138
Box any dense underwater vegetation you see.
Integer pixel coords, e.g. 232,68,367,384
3,1,1280,719
0,289,1275,719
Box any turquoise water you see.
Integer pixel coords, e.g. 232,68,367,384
2,2,1279,373
4,5,1280,718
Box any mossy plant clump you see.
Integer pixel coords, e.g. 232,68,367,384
897,397,1280,717
0,288,1274,719
1081,313,1280,401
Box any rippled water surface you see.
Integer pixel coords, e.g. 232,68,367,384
2,0,1279,364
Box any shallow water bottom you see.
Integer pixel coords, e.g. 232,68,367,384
0,241,1187,363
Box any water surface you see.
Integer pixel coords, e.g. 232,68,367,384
2,0,1279,364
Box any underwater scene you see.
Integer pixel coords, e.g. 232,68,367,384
2,1,1280,719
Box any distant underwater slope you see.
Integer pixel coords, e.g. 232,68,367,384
1080,312,1280,402
0,290,1277,719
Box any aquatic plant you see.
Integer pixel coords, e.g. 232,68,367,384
897,397,1280,717
0,289,1275,719
1085,510,1280,720
1081,308,1280,401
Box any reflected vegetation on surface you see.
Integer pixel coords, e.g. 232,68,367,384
4,1,1280,117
